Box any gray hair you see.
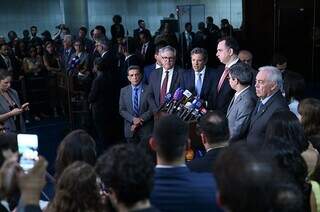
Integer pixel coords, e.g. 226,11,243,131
159,45,176,57
258,66,283,92
229,63,253,86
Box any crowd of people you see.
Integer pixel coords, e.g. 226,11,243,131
0,14,319,211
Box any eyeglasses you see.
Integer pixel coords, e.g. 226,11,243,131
162,56,175,61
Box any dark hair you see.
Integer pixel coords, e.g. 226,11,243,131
0,69,12,80
113,15,122,24
30,26,37,30
298,98,320,138
55,129,96,180
265,111,308,153
214,143,284,212
206,16,213,23
284,72,305,101
138,19,144,25
218,36,240,55
198,111,229,144
184,22,192,28
94,25,106,36
96,144,154,207
138,30,151,40
49,162,102,212
190,47,208,63
153,115,189,162
229,63,253,86
0,133,18,166
197,22,206,30
272,53,287,66
79,26,88,34
127,65,141,75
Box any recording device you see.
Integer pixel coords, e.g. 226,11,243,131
158,93,173,112
168,89,192,114
167,88,184,113
17,134,39,171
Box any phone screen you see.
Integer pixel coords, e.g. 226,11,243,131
17,134,39,171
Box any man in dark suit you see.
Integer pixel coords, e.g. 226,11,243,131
210,36,241,113
180,22,195,69
226,63,257,142
181,47,218,107
61,35,75,71
119,66,155,143
0,43,13,73
138,30,155,66
187,111,229,173
247,66,289,145
149,115,222,212
133,19,151,41
148,45,183,109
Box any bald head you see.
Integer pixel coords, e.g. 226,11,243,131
238,50,253,66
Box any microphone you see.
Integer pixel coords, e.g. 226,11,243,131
167,88,184,113
186,99,204,121
169,89,193,114
182,98,201,121
158,93,173,112
178,101,193,118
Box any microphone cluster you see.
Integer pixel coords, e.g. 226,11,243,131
159,88,207,122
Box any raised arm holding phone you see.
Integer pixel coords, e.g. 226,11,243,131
0,69,29,133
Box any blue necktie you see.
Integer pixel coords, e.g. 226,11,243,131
257,100,264,113
133,87,139,117
195,73,202,97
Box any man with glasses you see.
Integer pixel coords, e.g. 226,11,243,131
148,45,183,109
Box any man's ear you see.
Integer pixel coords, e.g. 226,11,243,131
149,136,157,152
200,132,207,146
270,81,278,92
228,48,234,56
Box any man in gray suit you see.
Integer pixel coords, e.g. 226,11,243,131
119,65,155,143
226,63,257,142
247,66,289,145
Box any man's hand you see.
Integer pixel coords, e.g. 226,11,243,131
132,117,144,125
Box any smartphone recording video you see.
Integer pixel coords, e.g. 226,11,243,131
17,134,39,171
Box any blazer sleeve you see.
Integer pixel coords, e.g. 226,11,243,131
119,87,134,123
139,87,155,121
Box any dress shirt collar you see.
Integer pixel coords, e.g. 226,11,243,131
226,57,239,68
131,83,142,90
261,90,277,105
195,66,206,76
125,54,134,61
156,63,162,69
234,86,250,100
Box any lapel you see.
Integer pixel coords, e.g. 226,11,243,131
226,95,236,117
126,86,133,114
169,67,178,93
201,68,209,96
139,84,146,113
155,68,162,104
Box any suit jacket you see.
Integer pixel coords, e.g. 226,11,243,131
143,63,156,84
138,42,155,66
181,67,219,106
247,90,289,145
119,84,155,138
226,87,257,142
149,66,183,108
151,166,222,212
0,88,26,133
180,31,195,68
61,47,75,70
119,54,141,87
0,55,9,70
209,61,244,113
187,148,225,173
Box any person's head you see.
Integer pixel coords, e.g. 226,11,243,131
29,46,37,58
96,144,154,210
35,44,43,55
138,30,151,44
197,22,206,31
95,39,111,54
159,45,176,70
216,36,239,65
215,143,283,212
93,25,106,41
78,26,87,39
149,115,189,164
73,39,84,53
41,30,52,42
0,37,6,45
221,19,230,28
138,19,146,29
22,29,29,38
63,34,73,49
272,54,287,72
298,98,320,137
112,15,122,24
255,66,283,99
127,65,142,86
0,69,12,92
30,26,37,37
206,16,213,25
238,50,253,66
265,110,308,153
285,72,305,102
44,41,55,54
0,43,10,56
228,63,253,91
50,161,102,212
190,47,208,72
197,111,229,147
184,22,192,32
7,31,17,42
55,129,96,180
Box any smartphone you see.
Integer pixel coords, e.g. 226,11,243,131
17,134,39,171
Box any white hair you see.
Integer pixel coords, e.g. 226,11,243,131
159,45,176,56
258,66,283,92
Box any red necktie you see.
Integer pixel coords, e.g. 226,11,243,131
217,67,229,92
160,71,169,105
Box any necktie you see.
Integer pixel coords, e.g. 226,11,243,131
141,44,147,55
133,87,139,117
195,73,202,97
160,71,169,105
217,67,229,92
256,100,264,113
